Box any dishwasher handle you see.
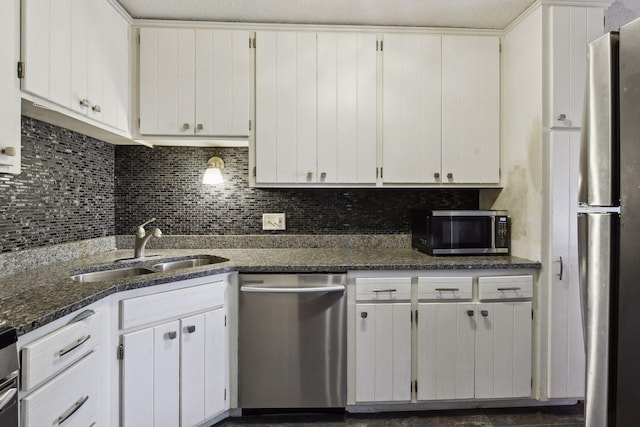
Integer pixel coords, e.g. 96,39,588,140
241,285,345,294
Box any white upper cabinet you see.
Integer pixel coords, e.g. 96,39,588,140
138,27,250,137
382,34,442,184
255,30,376,185
441,35,500,184
22,0,131,133
548,6,604,129
0,0,21,174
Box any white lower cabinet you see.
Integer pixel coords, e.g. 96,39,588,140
354,278,412,403
120,279,229,427
352,272,534,405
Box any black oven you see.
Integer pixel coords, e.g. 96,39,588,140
412,210,510,255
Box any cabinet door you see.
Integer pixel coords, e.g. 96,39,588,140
547,131,585,398
417,303,475,400
85,0,104,121
255,31,316,183
0,0,21,174
101,2,130,132
204,307,228,418
121,321,180,427
317,32,377,184
139,27,195,135
22,0,72,107
355,302,411,402
442,36,500,184
383,34,442,184
475,302,532,399
181,314,206,427
549,6,604,128
195,29,250,137
70,0,89,115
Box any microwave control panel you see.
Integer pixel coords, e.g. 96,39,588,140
495,216,510,249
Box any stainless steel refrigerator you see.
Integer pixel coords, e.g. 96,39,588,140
578,16,640,427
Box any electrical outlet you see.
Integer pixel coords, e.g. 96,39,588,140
262,213,286,230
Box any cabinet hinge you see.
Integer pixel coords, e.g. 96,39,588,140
17,61,24,79
117,344,124,360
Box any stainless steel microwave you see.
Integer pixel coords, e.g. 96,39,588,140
411,210,510,255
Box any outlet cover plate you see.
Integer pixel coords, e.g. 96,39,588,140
263,213,286,230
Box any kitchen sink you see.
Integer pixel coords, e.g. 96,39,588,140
70,266,156,283
151,255,229,272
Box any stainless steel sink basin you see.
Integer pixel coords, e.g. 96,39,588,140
70,267,156,283
151,255,229,273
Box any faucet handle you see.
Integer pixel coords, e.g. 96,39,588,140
138,218,156,228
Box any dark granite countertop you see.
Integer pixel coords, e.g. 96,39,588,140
0,248,540,335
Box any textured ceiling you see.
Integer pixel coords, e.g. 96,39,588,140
116,0,539,29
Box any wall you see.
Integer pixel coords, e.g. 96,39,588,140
114,146,478,235
487,7,543,262
0,117,115,253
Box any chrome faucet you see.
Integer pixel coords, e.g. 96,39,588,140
134,218,162,259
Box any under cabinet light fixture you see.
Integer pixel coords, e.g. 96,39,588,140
203,156,225,185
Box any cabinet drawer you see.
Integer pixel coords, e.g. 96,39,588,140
478,275,533,300
417,277,473,300
355,278,411,301
21,351,101,427
21,310,102,391
120,281,226,329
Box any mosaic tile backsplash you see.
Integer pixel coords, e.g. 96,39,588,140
115,146,478,235
0,118,115,253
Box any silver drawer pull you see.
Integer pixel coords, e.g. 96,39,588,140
91,104,101,113
67,309,96,325
186,325,196,334
372,288,397,293
497,287,521,291
58,335,91,357
166,331,177,340
435,288,460,292
79,99,90,107
481,310,489,317
56,395,89,425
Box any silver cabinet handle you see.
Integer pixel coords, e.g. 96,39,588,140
466,310,474,317
481,310,489,317
307,172,313,180
182,123,190,130
91,104,101,112
186,325,196,334
79,99,90,107
0,387,17,412
497,287,521,291
166,331,177,340
320,172,327,179
67,309,96,325
557,256,564,281
435,288,459,291
58,335,91,357
360,312,368,319
557,113,567,121
56,395,89,425
372,288,397,293
434,172,440,179
241,285,345,294
196,123,203,131
447,173,453,179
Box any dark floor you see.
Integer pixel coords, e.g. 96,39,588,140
216,405,585,426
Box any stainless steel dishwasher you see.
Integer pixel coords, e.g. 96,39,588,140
238,274,346,409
